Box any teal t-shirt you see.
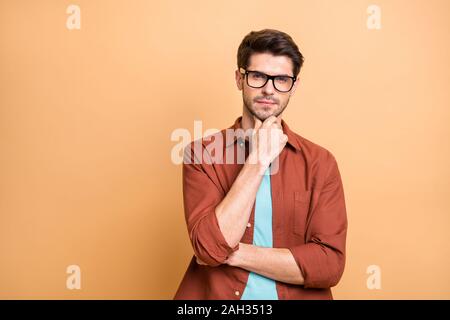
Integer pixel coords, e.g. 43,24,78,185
241,166,279,300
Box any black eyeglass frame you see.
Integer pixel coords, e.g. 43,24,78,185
239,67,297,93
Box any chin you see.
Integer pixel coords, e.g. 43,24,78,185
254,110,278,120
258,114,272,121
246,103,281,121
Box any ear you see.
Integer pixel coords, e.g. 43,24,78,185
235,69,243,91
289,77,300,96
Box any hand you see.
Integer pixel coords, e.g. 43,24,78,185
247,115,288,169
224,252,239,267
224,242,249,267
195,256,208,266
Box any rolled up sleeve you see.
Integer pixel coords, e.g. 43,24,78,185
182,141,239,267
288,152,348,288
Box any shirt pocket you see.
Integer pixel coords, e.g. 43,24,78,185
293,190,312,236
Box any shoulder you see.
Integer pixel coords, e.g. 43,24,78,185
293,131,337,162
291,131,342,184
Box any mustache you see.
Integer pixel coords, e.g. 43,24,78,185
254,96,278,103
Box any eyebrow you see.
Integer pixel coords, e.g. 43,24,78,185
250,69,293,77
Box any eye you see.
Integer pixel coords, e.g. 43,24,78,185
275,76,289,83
251,72,266,79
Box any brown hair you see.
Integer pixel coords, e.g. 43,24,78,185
237,29,304,78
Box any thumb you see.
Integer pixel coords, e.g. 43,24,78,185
253,115,262,131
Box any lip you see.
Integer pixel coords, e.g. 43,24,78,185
255,100,276,105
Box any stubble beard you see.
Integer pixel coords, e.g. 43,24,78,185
243,94,289,122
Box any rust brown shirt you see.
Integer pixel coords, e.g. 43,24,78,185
174,116,348,300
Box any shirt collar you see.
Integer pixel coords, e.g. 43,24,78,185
224,116,301,151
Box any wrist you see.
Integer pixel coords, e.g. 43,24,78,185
246,152,269,174
226,243,247,267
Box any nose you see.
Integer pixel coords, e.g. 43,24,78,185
262,78,275,95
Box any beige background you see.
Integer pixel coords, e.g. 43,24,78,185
1,0,449,299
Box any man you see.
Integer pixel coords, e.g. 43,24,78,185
174,29,347,299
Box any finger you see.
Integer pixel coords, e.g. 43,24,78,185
253,115,262,130
270,121,282,130
274,115,283,129
251,116,262,145
262,115,278,129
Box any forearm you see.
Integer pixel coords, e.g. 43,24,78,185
226,243,305,285
215,157,266,248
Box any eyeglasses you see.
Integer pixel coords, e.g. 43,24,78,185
239,67,296,93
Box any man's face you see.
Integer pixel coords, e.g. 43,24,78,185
235,53,299,121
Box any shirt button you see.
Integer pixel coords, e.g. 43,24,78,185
247,223,251,228
235,291,240,296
